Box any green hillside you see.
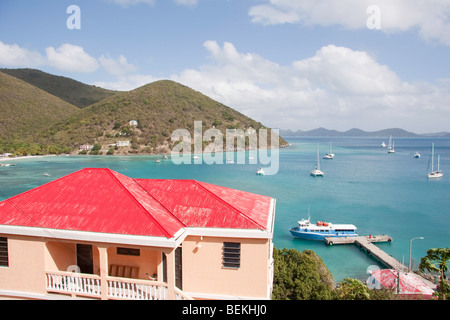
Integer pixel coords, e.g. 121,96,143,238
39,80,286,154
0,68,286,156
0,71,80,141
0,68,117,108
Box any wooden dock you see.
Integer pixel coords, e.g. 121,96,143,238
325,235,408,272
325,235,437,290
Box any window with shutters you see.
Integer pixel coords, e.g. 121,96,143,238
222,242,240,269
0,237,8,267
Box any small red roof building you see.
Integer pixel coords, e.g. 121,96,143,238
368,269,435,299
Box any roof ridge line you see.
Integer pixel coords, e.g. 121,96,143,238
192,180,265,230
133,179,186,227
104,169,173,238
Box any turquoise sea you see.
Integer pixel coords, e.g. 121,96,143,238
1,137,449,283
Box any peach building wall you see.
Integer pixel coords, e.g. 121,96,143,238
0,235,47,296
182,236,271,299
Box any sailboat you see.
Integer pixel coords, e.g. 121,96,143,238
310,146,324,177
428,143,443,179
387,136,395,153
323,141,335,159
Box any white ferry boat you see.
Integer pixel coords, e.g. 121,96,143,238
289,217,358,240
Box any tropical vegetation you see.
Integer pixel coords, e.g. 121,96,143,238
419,248,450,300
272,247,396,300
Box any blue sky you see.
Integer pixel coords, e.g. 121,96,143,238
1,0,450,133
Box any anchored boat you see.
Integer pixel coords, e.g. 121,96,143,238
427,143,443,179
289,217,358,240
323,141,335,159
310,145,324,176
387,136,395,153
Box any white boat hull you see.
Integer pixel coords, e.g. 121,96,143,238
428,171,443,179
310,170,324,176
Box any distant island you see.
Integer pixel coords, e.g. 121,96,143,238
279,127,450,138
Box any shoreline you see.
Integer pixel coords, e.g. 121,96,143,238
0,155,56,162
0,144,290,162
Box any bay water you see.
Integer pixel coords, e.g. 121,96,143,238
1,136,449,283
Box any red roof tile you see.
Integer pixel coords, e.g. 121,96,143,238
0,168,273,238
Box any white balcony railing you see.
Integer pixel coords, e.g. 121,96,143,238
107,277,168,300
45,271,184,300
46,271,101,298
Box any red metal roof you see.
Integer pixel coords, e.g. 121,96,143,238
0,168,273,238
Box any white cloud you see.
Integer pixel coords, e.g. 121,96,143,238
0,41,45,67
0,42,139,76
292,45,410,96
249,0,450,46
0,42,99,73
170,41,450,133
99,54,137,76
46,44,99,73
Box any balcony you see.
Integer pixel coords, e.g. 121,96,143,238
46,271,192,300
43,241,192,300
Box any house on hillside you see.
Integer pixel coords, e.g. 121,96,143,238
116,141,130,147
79,145,94,151
0,168,275,300
129,120,138,126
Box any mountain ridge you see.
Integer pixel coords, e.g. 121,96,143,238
0,68,118,108
280,127,450,138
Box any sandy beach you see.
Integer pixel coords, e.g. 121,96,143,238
0,155,56,162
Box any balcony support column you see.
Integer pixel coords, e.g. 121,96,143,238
98,246,109,300
164,248,176,300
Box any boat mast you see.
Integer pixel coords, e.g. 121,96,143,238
316,146,320,170
431,143,435,173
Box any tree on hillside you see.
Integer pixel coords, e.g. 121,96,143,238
272,247,396,300
334,278,395,300
272,248,335,300
419,248,450,300
334,278,371,300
